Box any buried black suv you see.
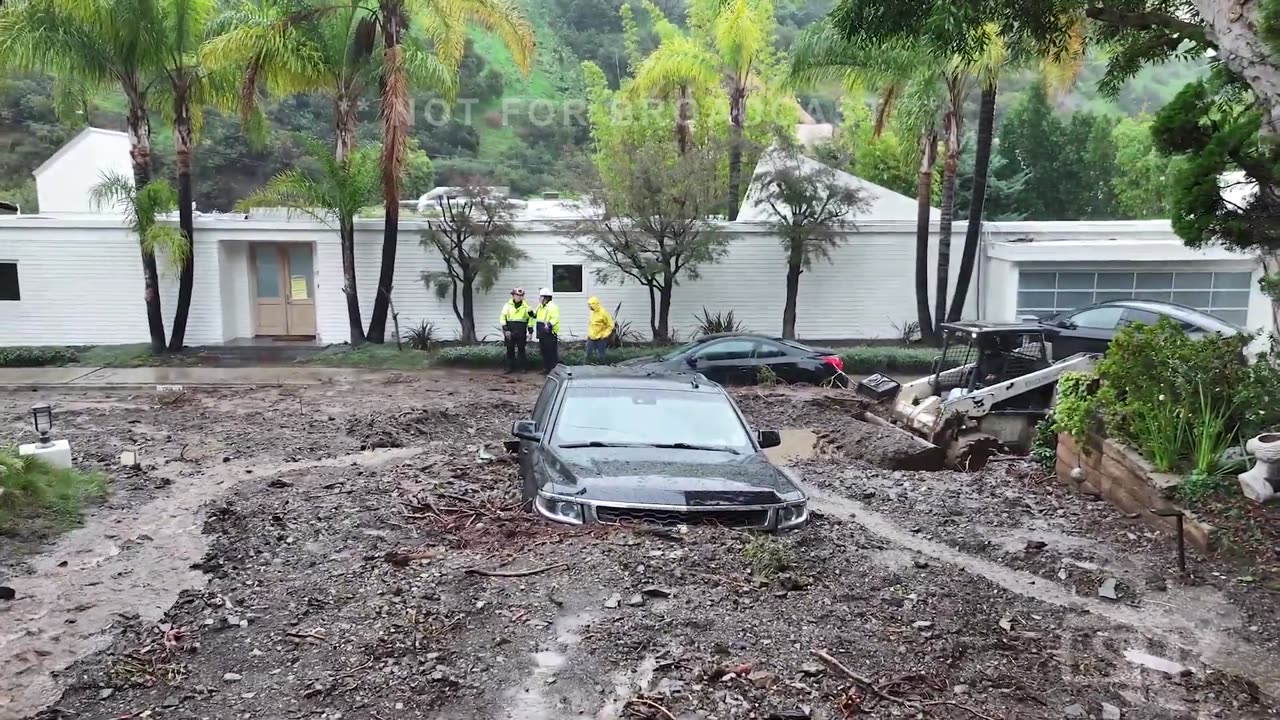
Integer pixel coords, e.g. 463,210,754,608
508,366,808,530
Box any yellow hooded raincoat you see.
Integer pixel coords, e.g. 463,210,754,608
586,297,614,341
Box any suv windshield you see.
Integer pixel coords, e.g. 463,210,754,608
552,386,753,451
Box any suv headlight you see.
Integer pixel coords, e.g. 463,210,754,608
535,495,584,525
777,502,808,529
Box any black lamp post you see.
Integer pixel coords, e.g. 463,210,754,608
30,402,53,446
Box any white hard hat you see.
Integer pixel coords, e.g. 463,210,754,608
538,287,552,297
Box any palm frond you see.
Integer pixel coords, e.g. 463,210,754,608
90,172,187,273
142,225,191,273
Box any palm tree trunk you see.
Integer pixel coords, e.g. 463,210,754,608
782,236,803,340
339,216,365,345
334,97,365,345
126,94,166,355
915,128,939,346
368,10,408,343
727,85,746,220
335,94,356,163
948,84,997,322
675,85,691,155
168,89,196,352
934,94,961,339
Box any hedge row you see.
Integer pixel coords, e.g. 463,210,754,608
433,343,938,375
0,346,79,368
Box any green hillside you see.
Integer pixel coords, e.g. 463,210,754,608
0,0,1212,212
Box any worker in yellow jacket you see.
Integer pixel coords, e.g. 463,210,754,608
530,287,561,373
585,296,614,364
499,287,533,373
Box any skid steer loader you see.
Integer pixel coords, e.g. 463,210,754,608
856,322,1097,470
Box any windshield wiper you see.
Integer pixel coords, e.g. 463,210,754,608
558,441,740,454
649,442,740,455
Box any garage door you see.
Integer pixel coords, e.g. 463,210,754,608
1016,270,1251,326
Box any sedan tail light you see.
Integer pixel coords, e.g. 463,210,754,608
820,355,844,372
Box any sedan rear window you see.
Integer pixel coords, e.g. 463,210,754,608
552,387,752,450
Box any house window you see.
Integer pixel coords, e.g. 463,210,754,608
1016,270,1252,325
0,262,18,301
551,264,584,294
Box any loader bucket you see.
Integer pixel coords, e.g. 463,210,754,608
854,410,947,471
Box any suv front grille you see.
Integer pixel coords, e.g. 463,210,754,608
594,506,770,528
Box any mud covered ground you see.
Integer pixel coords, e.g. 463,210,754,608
2,377,1279,720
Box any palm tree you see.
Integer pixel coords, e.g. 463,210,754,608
237,140,382,344
205,0,458,343
791,28,948,342
365,0,535,344
0,0,170,352
791,24,1053,341
154,0,240,351
626,1,716,155
694,0,773,220
91,172,191,279
947,23,1082,322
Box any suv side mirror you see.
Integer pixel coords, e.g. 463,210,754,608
512,419,541,442
685,355,698,368
757,430,781,449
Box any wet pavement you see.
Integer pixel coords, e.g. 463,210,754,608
0,379,1277,720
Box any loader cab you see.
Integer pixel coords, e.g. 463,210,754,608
929,323,1052,404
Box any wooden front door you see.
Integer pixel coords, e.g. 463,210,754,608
252,243,316,337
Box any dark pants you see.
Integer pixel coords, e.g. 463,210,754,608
539,333,559,373
504,322,528,371
585,338,608,363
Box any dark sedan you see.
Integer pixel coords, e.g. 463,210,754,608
618,333,846,386
1038,299,1246,359
509,366,808,530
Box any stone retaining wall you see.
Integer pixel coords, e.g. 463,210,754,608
1055,431,1218,552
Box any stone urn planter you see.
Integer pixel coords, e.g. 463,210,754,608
1239,433,1280,503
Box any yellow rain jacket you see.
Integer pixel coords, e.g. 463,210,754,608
587,297,614,341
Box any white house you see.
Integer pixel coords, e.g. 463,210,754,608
0,131,1267,347
32,127,134,214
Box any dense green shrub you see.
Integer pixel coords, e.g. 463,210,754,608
432,343,937,374
1093,318,1280,476
0,346,79,367
0,448,108,532
838,346,938,374
1051,372,1096,446
434,344,659,368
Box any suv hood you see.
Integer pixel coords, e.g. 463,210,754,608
545,448,803,506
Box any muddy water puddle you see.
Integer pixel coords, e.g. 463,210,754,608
763,427,836,465
0,447,421,720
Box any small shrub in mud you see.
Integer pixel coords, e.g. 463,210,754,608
756,365,780,387
0,449,107,535
742,534,791,581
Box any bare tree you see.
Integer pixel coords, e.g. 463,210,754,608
421,190,525,344
564,140,728,342
749,140,868,339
